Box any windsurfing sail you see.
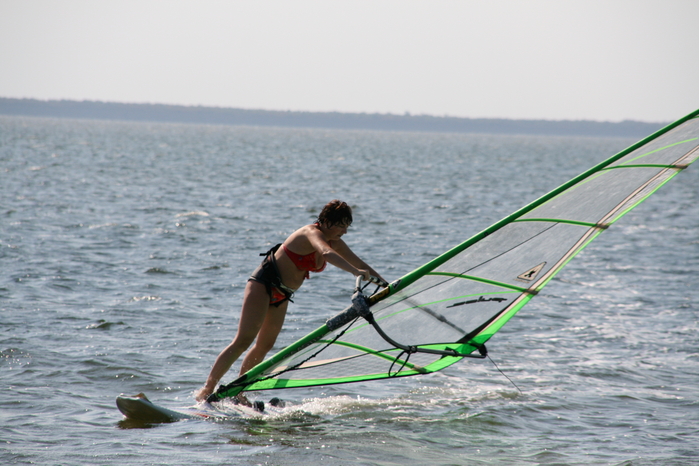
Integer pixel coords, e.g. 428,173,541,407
208,109,699,402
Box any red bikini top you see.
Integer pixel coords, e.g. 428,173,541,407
282,244,326,277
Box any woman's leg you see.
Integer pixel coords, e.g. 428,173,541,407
194,280,270,401
238,299,288,375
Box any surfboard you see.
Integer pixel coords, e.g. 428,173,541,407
115,393,275,423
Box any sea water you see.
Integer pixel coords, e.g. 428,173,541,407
1,116,697,465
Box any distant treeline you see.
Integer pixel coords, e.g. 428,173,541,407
0,97,666,138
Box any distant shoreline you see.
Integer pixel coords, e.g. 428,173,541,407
0,97,666,138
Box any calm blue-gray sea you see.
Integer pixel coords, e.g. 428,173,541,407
1,115,698,466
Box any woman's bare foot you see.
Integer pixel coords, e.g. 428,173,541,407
194,386,213,402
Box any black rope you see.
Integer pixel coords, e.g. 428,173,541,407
487,354,523,394
210,315,360,402
242,317,360,388
387,348,416,377
359,280,382,297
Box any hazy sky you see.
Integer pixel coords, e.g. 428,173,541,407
2,0,698,122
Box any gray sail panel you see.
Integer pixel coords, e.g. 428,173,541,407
610,117,699,167
524,167,676,225
435,222,590,289
433,221,557,278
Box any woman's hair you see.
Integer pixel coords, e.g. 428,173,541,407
317,200,352,227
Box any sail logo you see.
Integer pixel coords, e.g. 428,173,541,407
447,296,508,308
516,262,546,282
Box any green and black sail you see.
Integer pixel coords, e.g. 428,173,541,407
209,109,699,402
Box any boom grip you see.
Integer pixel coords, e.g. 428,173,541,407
356,275,388,288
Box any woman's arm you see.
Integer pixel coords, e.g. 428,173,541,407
328,238,386,283
301,229,368,280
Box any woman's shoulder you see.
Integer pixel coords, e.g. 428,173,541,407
291,223,321,237
285,224,322,246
